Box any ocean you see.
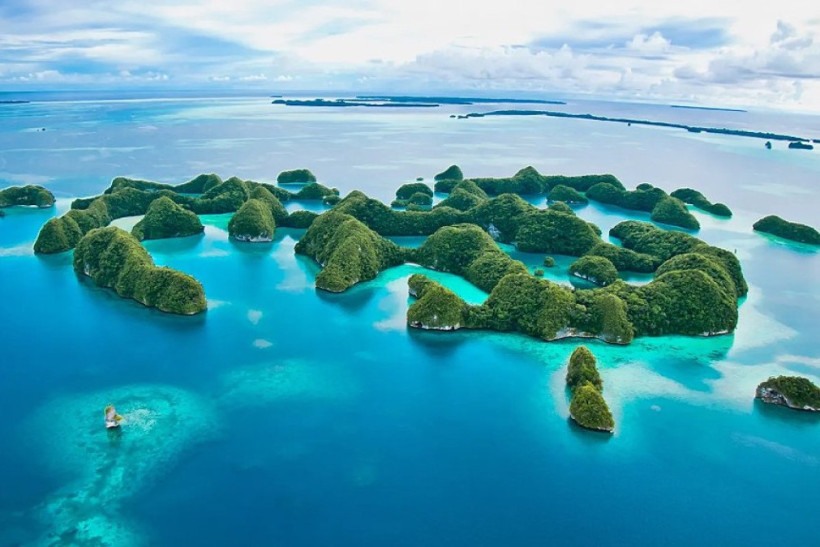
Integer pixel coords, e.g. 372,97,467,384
0,92,818,546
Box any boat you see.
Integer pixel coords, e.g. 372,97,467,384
104,405,123,429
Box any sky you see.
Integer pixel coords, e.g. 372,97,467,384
1,0,819,110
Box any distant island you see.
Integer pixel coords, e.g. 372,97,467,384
670,105,747,113
272,96,566,108
753,215,820,245
457,109,817,144
0,100,30,104
0,185,55,208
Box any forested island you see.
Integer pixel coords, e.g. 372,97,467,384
0,185,55,208
271,96,566,108
753,215,820,245
29,165,746,334
566,347,614,432
457,109,817,144
756,376,820,412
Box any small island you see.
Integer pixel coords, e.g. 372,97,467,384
569,256,618,286
756,376,820,412
132,196,204,241
0,185,55,208
434,165,464,182
670,188,732,217
753,215,820,245
74,227,206,315
566,347,614,433
277,168,317,184
228,198,276,242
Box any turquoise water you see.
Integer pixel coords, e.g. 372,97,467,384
0,95,818,546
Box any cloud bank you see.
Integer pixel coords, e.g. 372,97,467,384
1,0,819,110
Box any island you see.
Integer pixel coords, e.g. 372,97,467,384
132,196,204,241
756,376,820,412
0,185,55,208
277,168,317,184
548,184,588,204
753,215,820,245
670,188,732,217
457,109,818,144
788,141,814,150
569,256,618,286
392,182,434,208
228,198,276,242
566,347,614,433
74,227,206,315
434,165,464,182
650,196,700,230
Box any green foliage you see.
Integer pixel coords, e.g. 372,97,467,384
415,224,527,292
566,346,602,391
588,293,634,344
249,185,289,223
0,185,55,208
475,274,576,340
228,199,276,241
407,274,468,329
670,188,732,217
277,168,317,184
408,192,433,206
543,256,555,267
471,166,547,195
34,216,83,254
655,253,736,299
433,179,461,193
335,190,468,236
434,165,464,181
192,177,250,214
753,215,820,245
73,227,206,314
396,182,433,200
548,184,588,204
543,174,624,192
435,188,484,211
515,209,600,255
280,210,318,229
132,196,204,241
534,268,544,277
470,194,534,242
569,383,615,432
175,173,223,194
758,376,820,408
651,196,700,230
569,256,618,286
547,201,574,214
584,243,658,273
295,182,339,200
587,182,667,213
294,211,405,292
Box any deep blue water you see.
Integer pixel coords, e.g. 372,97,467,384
0,94,818,546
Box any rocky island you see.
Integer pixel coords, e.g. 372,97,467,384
0,184,55,208
756,376,820,412
753,215,820,245
132,196,204,241
566,347,614,433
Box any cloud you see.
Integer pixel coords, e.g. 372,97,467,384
0,1,818,109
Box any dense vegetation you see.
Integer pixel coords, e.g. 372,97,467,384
294,211,406,292
757,376,820,409
569,256,618,286
407,274,468,329
0,185,55,208
73,227,206,315
434,165,464,181
650,196,700,230
228,199,276,241
277,169,317,184
566,346,602,391
132,196,204,241
569,383,615,432
753,215,820,245
670,188,732,217
548,184,588,204
396,182,433,201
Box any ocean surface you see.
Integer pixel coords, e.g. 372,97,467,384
0,92,818,546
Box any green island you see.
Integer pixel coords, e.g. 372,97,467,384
0,184,55,208
392,182,434,208
277,168,317,184
132,196,204,241
756,376,820,412
548,184,588,204
33,173,328,254
32,166,748,336
752,215,820,245
565,347,614,433
74,227,206,315
670,188,732,217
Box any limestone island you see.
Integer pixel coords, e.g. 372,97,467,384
566,347,614,433
756,376,820,412
670,188,732,217
753,215,820,245
132,196,204,241
391,182,434,208
277,168,317,184
0,184,55,208
74,227,206,315
229,198,276,242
